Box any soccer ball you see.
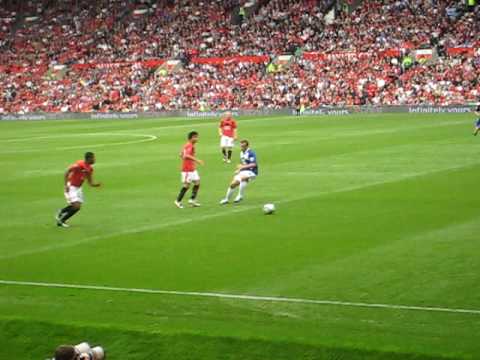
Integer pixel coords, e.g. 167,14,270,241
263,203,275,215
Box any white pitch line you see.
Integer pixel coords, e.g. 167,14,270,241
1,132,157,142
0,279,479,316
0,133,158,153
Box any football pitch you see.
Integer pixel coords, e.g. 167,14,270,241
0,113,479,359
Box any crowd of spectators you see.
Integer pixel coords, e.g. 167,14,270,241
0,0,479,113
0,6,16,48
137,56,398,110
0,0,132,67
0,64,152,113
0,0,334,66
378,56,480,105
136,54,480,110
2,52,478,113
314,0,480,53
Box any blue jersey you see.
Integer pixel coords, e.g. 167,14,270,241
240,148,258,175
476,118,480,127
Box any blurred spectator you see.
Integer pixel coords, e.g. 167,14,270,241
0,0,479,113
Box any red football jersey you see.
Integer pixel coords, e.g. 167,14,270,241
68,160,93,187
220,118,237,137
181,142,196,172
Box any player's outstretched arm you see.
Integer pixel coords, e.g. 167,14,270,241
87,173,101,187
235,162,256,173
242,163,256,170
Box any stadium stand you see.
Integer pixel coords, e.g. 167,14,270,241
0,0,479,113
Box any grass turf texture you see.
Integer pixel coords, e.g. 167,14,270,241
0,113,479,359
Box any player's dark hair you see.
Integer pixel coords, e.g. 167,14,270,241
240,139,249,146
54,345,76,360
188,131,198,140
84,152,95,160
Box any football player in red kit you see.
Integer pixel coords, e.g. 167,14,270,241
218,111,237,163
175,131,204,208
56,152,101,227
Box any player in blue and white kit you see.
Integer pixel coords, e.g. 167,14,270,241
473,104,480,136
220,139,258,204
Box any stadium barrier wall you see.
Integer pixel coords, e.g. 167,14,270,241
0,105,475,121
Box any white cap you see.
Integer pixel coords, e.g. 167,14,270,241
91,346,105,359
74,342,91,353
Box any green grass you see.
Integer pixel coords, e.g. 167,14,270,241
0,113,479,359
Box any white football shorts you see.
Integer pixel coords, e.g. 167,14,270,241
181,170,200,184
234,170,256,183
64,184,84,204
220,135,235,148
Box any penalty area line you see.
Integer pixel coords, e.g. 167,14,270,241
0,133,158,153
0,280,479,316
